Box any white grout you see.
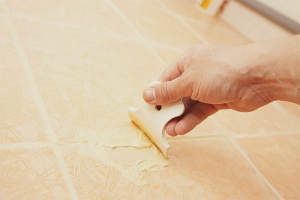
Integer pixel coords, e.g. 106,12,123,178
230,139,284,200
0,141,79,150
233,131,300,138
104,0,171,67
10,11,187,55
156,0,208,44
1,2,57,143
0,1,79,199
105,0,209,67
0,131,298,149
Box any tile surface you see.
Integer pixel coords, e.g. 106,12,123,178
184,17,251,45
179,102,300,138
111,0,203,48
0,0,299,199
214,102,300,135
276,101,300,120
12,18,166,141
159,0,251,45
0,15,47,144
151,45,185,66
159,0,210,21
5,0,138,38
61,139,280,200
236,134,300,200
0,147,71,199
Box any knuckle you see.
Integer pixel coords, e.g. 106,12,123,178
160,82,172,103
190,81,201,101
189,113,200,126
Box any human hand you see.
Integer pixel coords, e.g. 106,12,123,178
143,36,300,136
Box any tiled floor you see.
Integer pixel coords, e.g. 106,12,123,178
0,0,299,199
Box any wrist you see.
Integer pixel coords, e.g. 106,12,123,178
239,37,300,104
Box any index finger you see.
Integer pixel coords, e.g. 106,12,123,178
158,49,189,82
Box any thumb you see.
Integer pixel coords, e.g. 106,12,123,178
143,77,191,105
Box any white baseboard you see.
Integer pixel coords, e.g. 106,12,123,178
219,0,293,42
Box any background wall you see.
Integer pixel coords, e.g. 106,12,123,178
256,0,300,24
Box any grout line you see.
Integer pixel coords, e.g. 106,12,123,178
52,146,80,199
105,0,171,67
156,0,209,44
230,139,284,200
0,1,79,199
104,0,144,40
106,0,208,65
1,1,57,143
126,0,206,43
167,131,300,142
133,0,246,44
0,141,79,149
167,134,232,141
11,13,142,43
166,10,208,44
233,131,300,138
11,12,187,55
0,131,298,149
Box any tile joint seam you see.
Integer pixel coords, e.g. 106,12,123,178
0,1,79,199
107,0,209,65
0,1,57,142
0,131,298,149
229,139,284,200
10,12,187,52
105,0,170,67
157,0,208,44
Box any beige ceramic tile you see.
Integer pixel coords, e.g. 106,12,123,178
5,0,138,38
159,0,216,22
214,102,300,135
178,101,300,138
152,46,185,66
184,17,251,45
164,113,230,139
0,15,47,143
61,139,279,199
12,18,167,141
276,101,300,120
1,0,296,199
160,0,251,44
185,114,231,137
0,147,71,199
111,0,202,49
129,0,164,8
236,134,300,199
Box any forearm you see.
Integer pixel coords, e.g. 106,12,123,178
240,35,300,104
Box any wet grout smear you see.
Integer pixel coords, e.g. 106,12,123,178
73,126,169,184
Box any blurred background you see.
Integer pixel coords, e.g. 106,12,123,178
218,0,299,41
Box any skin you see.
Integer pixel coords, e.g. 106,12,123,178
143,35,300,136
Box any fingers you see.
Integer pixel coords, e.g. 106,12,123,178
165,117,181,137
158,49,189,82
165,97,198,136
171,102,218,136
143,76,192,105
158,60,182,82
143,48,192,105
212,103,229,110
